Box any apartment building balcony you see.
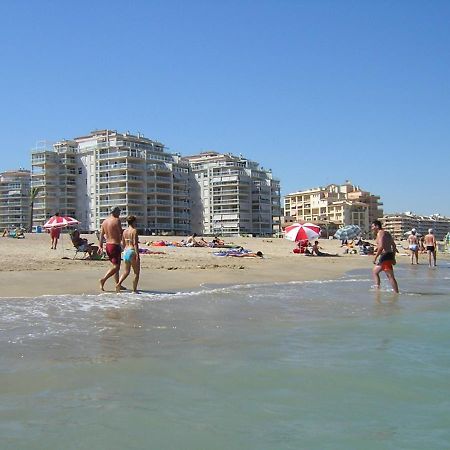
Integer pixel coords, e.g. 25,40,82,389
211,207,239,214
59,168,77,175
153,199,172,206
173,223,190,230
31,156,59,166
98,186,142,194
100,197,146,207
212,189,241,196
30,178,46,187
98,162,144,172
146,163,170,172
211,198,240,206
147,187,172,194
173,179,188,187
99,174,144,183
1,200,28,207
33,213,48,222
97,150,144,160
212,213,239,221
173,191,189,198
173,200,189,207
0,209,22,216
154,222,173,230
31,177,60,186
155,175,171,183
60,202,77,211
60,191,77,200
60,158,76,166
173,212,189,219
152,210,172,218
99,208,144,220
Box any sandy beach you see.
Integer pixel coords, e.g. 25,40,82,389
0,233,446,297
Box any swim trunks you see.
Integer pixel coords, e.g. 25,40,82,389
377,252,395,271
105,243,122,265
50,228,61,239
409,244,418,251
123,248,136,263
426,245,435,252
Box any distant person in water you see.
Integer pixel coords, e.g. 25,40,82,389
99,207,123,291
407,229,419,265
371,220,399,293
424,228,437,267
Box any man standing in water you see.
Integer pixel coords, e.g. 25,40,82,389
98,207,123,291
371,220,399,293
424,228,437,267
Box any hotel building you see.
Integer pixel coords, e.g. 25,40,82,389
0,169,31,230
31,130,191,234
184,151,281,236
382,212,450,241
284,182,383,234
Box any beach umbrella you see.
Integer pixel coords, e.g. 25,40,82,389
43,216,80,257
284,223,321,242
334,225,361,241
43,216,79,229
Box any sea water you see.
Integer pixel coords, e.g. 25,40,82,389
0,263,449,450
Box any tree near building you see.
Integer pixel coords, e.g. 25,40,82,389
29,186,41,232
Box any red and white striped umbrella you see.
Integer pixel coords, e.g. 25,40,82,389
284,223,321,242
43,215,80,229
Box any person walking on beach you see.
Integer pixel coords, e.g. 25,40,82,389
407,229,419,264
98,207,123,291
116,215,140,293
424,228,437,267
371,220,399,293
50,212,61,250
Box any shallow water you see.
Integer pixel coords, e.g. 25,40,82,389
1,263,449,449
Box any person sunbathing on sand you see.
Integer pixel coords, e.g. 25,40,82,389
229,251,263,258
309,241,338,257
212,236,225,247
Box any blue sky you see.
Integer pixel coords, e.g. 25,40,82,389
1,0,449,215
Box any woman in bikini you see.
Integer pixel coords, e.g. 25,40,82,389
116,215,140,293
407,229,419,264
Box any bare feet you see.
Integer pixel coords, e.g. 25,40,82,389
99,278,106,291
116,283,121,293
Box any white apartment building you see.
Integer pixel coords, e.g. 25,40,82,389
0,169,31,230
284,182,383,234
184,151,281,236
383,212,450,241
31,130,191,234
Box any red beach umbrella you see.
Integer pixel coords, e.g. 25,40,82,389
43,216,80,229
284,223,321,242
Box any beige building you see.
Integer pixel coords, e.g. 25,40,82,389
284,182,383,234
383,212,450,241
31,141,78,225
32,130,191,234
184,151,281,236
0,169,31,230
